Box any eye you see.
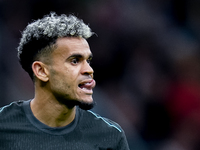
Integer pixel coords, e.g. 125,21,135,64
71,58,79,65
87,57,92,65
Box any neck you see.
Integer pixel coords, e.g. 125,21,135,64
31,96,76,128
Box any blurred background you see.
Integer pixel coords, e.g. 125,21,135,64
1,0,200,149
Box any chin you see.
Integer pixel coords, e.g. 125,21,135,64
76,95,94,110
58,97,96,110
77,100,96,110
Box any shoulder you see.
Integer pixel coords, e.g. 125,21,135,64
88,110,123,132
0,100,25,120
0,100,24,111
78,108,123,133
77,108,130,149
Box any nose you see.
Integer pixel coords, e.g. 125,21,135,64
81,60,94,77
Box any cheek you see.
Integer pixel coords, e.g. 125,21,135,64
64,72,79,91
66,68,80,81
51,66,80,89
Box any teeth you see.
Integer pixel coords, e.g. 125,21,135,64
79,82,90,87
79,83,88,89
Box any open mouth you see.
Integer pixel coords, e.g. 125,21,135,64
78,79,96,91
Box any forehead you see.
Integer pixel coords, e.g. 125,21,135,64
53,37,91,56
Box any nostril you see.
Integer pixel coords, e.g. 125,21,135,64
82,68,94,76
82,73,93,79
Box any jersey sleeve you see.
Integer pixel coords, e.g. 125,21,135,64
116,129,130,150
94,114,130,150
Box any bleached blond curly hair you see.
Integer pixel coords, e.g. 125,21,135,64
17,12,93,79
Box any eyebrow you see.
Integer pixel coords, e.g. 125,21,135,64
67,53,93,59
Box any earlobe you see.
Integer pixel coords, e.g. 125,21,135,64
32,61,49,82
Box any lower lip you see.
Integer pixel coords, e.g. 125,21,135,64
79,80,96,94
79,87,94,95
90,79,96,88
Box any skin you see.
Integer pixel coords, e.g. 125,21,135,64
30,37,95,127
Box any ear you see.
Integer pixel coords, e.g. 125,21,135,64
32,61,49,82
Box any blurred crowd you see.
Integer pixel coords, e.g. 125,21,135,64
1,0,200,149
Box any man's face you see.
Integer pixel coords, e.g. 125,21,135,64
47,37,96,109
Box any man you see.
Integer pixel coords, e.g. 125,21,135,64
0,12,130,149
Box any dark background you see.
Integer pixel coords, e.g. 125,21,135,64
1,0,200,149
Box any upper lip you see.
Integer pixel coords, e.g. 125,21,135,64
78,79,96,89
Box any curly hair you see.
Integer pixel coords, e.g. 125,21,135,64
17,12,94,79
